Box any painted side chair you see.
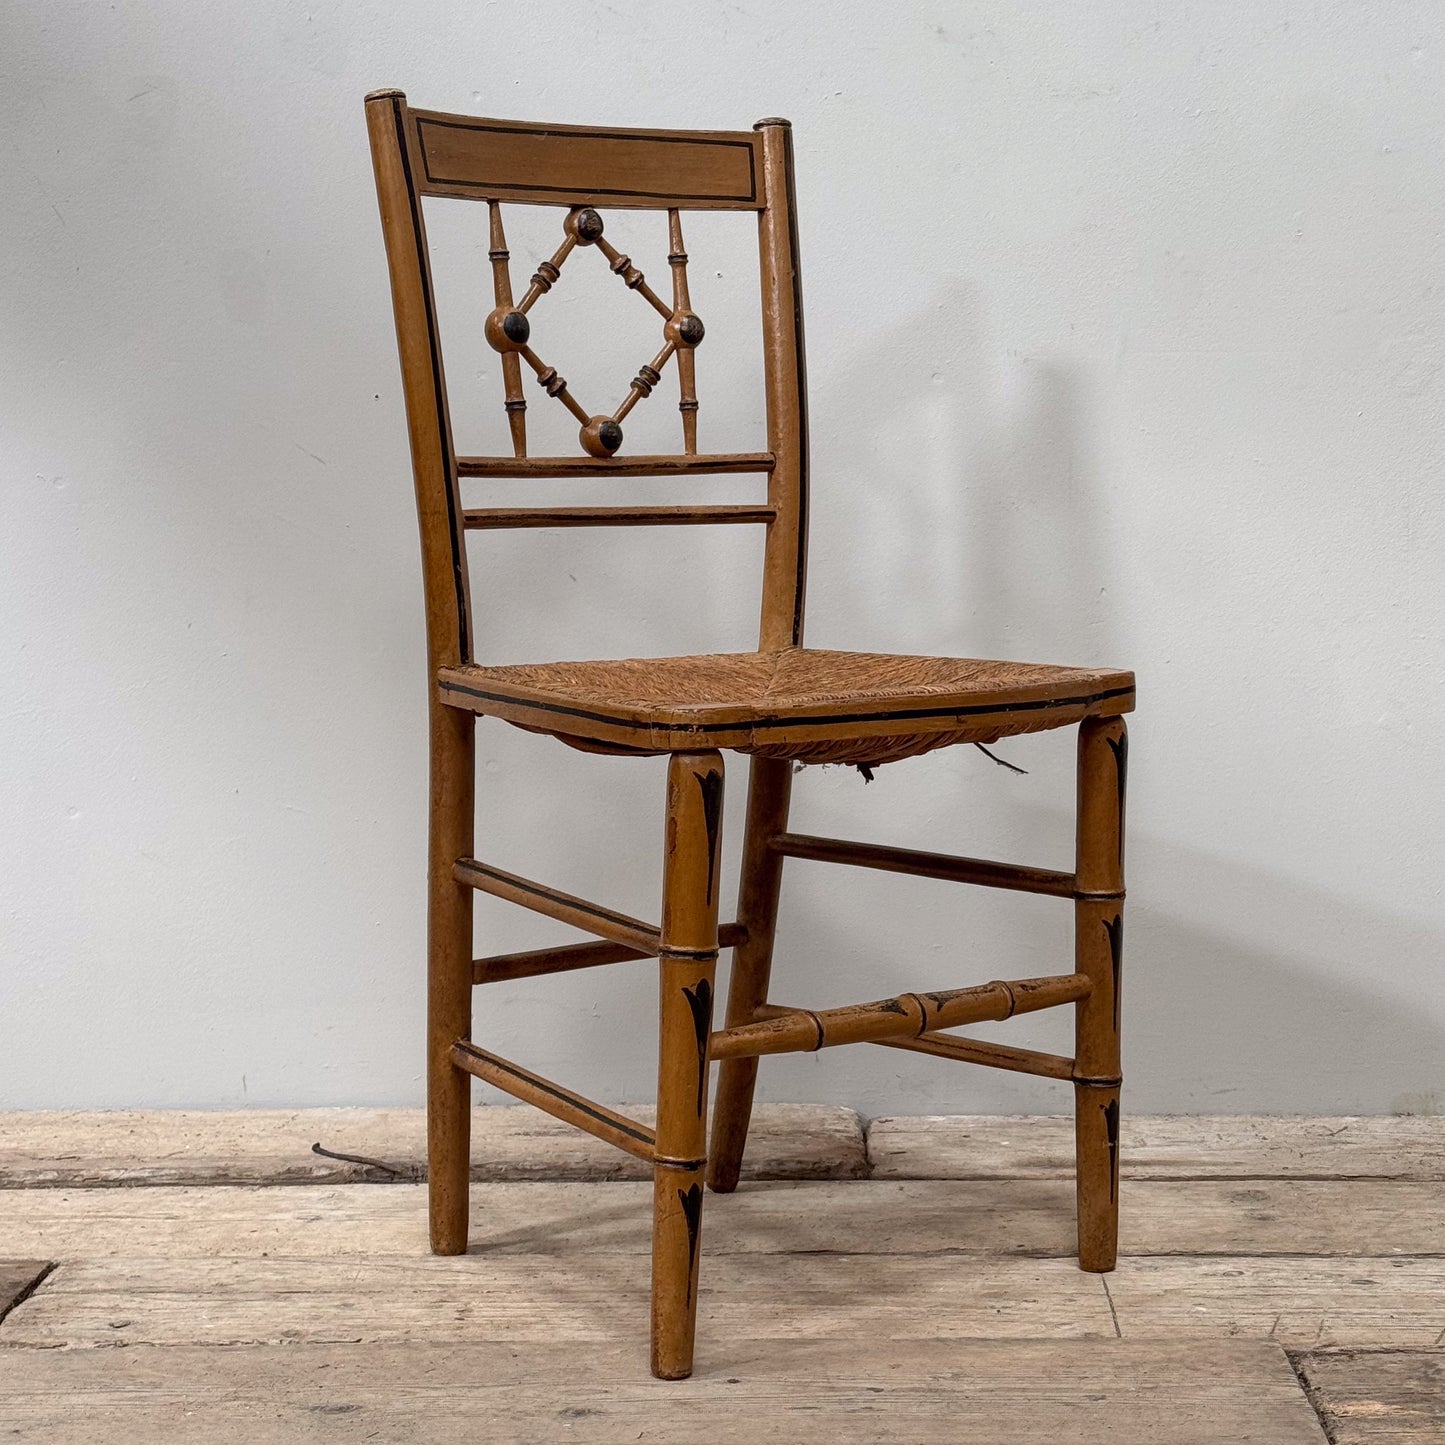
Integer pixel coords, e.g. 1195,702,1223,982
365,90,1134,1380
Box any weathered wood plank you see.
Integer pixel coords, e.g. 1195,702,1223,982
0,1104,865,1186
0,1262,50,1321
2,1178,1441,1260
1294,1350,1445,1444
19,1249,1438,1353
8,1110,1438,1186
0,1254,1114,1347
1108,1257,1445,1349
0,1338,1328,1445
867,1115,1445,1181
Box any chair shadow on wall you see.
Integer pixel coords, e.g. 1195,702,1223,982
788,278,1445,1115
461,277,1445,1117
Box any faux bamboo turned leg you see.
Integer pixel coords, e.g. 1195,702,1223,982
1074,715,1127,1273
427,701,475,1255
707,756,792,1193
651,751,724,1380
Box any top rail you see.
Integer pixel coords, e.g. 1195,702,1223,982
407,109,765,210
456,452,775,479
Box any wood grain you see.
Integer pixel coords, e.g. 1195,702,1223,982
407,109,764,209
866,1114,1445,1181
1107,1256,1445,1348
3,1179,1442,1261
0,1255,1116,1347
0,1104,865,1187
0,1338,1329,1445
1294,1350,1445,1444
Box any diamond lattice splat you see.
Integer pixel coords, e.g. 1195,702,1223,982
482,203,705,458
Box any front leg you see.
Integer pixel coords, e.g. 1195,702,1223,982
651,751,724,1380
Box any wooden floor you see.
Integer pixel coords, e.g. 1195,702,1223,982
1,1108,1440,1443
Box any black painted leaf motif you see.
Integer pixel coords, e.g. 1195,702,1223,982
696,768,724,903
678,1182,704,1304
1102,914,1124,1034
1103,1097,1121,1202
1106,731,1128,867
683,978,713,1114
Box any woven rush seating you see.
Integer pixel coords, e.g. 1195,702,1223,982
439,649,1135,765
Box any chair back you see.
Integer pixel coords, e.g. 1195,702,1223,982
364,92,809,669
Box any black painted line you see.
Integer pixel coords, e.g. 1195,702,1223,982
438,681,1136,735
780,123,809,647
805,1009,825,1052
417,119,757,204
392,98,470,662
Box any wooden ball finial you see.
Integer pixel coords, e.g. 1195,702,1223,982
484,307,530,352
579,415,623,457
665,311,705,348
566,207,605,245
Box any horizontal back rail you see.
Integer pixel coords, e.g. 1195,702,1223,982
408,108,765,209
455,452,775,479
463,505,775,530
473,921,749,986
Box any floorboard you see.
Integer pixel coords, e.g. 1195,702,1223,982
1294,1350,1445,1444
1108,1256,1445,1348
867,1114,1445,1181
2,1177,1441,1259
4,1111,1439,1439
0,1263,49,1323
0,1254,1116,1348
0,1338,1329,1444
0,1103,864,1186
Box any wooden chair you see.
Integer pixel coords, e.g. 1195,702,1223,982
365,90,1134,1380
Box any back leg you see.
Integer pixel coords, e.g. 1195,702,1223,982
707,756,792,1193
1073,715,1126,1271
427,702,475,1255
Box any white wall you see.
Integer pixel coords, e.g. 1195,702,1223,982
3,1,1442,1115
